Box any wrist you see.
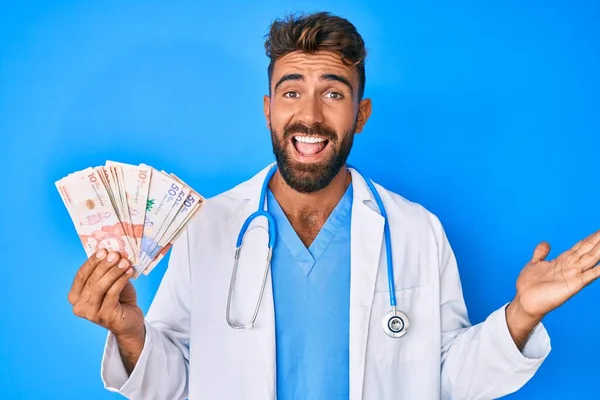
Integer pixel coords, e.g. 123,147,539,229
506,296,542,351
113,324,146,344
113,324,146,376
506,296,543,330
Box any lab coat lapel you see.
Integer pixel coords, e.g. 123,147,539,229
349,168,385,400
227,163,277,399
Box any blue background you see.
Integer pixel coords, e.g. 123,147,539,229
1,1,598,398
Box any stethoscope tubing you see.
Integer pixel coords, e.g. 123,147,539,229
227,163,407,337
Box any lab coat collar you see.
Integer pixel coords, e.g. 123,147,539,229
225,162,276,208
226,162,385,400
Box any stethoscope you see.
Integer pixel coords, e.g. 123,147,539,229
225,163,410,339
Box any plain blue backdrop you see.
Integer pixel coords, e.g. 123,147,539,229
1,1,598,398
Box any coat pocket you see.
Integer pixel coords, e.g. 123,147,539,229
368,285,434,366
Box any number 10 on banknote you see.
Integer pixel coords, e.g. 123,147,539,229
55,161,205,277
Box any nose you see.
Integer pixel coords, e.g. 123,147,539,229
298,94,324,126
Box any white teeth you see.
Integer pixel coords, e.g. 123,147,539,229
294,136,327,143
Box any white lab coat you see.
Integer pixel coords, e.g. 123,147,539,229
101,163,551,400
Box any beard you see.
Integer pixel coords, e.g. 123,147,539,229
270,119,357,193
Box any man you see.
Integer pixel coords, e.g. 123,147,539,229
67,11,600,399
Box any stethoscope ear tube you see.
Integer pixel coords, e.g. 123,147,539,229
226,244,274,330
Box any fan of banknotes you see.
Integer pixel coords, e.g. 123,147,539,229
55,160,205,277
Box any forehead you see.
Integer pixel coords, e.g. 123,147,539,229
271,51,358,86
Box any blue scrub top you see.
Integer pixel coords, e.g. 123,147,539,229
267,183,353,399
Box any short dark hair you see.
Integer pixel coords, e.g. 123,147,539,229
264,11,367,99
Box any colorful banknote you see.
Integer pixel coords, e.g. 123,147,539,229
55,161,204,276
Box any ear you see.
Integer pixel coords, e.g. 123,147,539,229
354,98,372,134
263,95,271,129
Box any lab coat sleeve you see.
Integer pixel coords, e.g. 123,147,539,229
100,229,192,400
432,216,552,400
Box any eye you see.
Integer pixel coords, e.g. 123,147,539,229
283,91,300,98
325,91,344,100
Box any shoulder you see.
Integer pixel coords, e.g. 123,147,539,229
182,165,270,236
186,185,247,232
370,180,448,248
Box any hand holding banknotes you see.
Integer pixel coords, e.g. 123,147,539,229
58,160,205,374
67,249,145,374
68,250,143,340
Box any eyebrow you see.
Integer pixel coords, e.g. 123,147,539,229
274,73,303,92
273,73,354,94
321,73,354,93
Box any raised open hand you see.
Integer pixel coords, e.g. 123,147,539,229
513,230,600,322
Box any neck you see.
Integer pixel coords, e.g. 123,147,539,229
268,165,351,247
268,166,351,218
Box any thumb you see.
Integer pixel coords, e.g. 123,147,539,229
531,241,551,263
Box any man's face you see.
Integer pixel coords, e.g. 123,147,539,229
264,51,371,193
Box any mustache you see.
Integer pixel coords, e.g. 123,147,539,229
283,122,337,142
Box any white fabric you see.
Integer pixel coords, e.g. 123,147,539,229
100,163,551,399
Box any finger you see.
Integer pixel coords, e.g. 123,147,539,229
581,264,600,286
531,242,551,263
79,252,123,309
570,230,600,258
579,240,600,271
68,249,108,305
100,267,134,311
88,259,132,306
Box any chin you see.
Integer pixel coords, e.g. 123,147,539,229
277,151,345,193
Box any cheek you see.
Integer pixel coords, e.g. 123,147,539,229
270,115,295,136
323,106,357,132
270,100,294,120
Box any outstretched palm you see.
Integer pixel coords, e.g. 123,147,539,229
515,230,600,321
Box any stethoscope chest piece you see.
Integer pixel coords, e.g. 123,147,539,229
382,309,410,338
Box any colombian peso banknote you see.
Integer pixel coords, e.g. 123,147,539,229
56,161,204,277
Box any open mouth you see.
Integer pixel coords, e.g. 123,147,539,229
292,135,330,157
